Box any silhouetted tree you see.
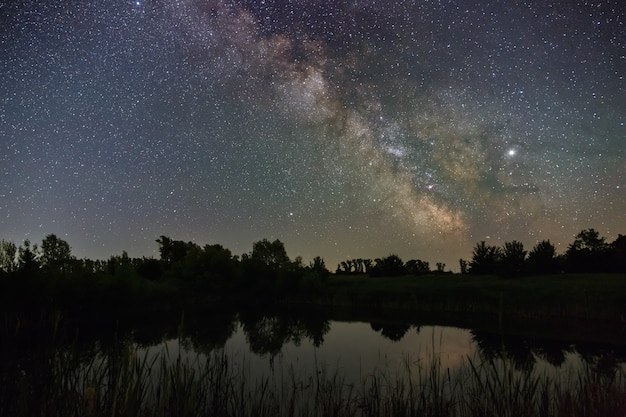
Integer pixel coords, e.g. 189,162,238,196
608,234,626,272
251,239,290,269
570,228,607,252
497,240,527,278
405,259,430,275
459,258,469,274
18,239,40,273
565,228,609,272
363,259,373,273
156,236,197,266
135,257,163,281
200,244,238,277
370,254,406,277
468,241,501,275
309,256,330,280
336,261,349,274
106,251,134,278
336,258,372,274
436,262,446,273
40,234,74,274
526,240,559,275
0,239,17,274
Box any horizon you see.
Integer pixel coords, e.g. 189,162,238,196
3,227,622,273
2,1,624,272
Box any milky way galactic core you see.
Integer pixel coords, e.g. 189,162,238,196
1,0,624,268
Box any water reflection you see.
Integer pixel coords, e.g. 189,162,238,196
369,321,412,341
2,308,625,382
238,310,330,356
469,329,626,373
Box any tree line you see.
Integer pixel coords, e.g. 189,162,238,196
463,229,625,277
333,229,624,278
0,234,333,315
0,228,623,314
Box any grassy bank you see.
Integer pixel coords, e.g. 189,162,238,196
296,273,626,322
1,340,624,417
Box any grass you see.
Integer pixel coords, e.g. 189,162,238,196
1,338,624,417
305,273,626,322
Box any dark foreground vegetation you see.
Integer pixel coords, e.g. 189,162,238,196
1,228,624,416
0,228,624,322
1,306,625,417
1,333,624,417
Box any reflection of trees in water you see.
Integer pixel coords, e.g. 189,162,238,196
238,311,331,357
241,315,290,357
471,330,626,373
182,310,239,354
369,321,412,341
471,330,536,372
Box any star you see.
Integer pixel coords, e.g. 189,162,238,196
0,0,623,270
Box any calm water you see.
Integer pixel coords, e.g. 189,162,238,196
137,311,625,384
3,308,625,385
156,322,475,385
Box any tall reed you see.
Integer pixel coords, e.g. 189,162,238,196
1,339,624,417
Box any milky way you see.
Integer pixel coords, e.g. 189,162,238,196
1,0,624,269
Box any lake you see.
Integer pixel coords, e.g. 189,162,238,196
2,308,625,416
152,309,625,381
159,320,476,384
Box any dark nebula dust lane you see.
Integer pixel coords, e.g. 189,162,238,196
1,0,624,268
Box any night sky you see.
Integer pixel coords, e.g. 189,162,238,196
1,0,624,269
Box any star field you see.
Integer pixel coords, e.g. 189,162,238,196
1,0,624,269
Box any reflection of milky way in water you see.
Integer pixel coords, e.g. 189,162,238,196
1,0,624,267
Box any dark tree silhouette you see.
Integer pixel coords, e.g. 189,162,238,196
335,258,372,274
526,240,559,275
569,228,607,252
40,234,74,274
309,256,330,280
251,239,290,269
405,259,430,275
370,254,406,277
0,239,17,273
18,239,39,273
135,257,163,281
468,241,501,275
156,236,196,265
608,234,626,272
497,240,527,278
459,258,469,274
565,228,609,272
